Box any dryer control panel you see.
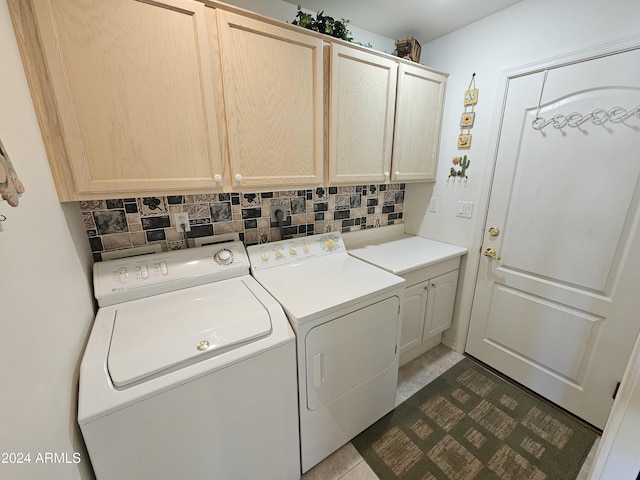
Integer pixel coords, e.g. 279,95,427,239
94,241,249,307
247,232,345,271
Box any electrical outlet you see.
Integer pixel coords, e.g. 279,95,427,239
174,212,191,232
270,206,289,223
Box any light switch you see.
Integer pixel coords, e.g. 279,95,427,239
429,197,439,212
457,201,473,218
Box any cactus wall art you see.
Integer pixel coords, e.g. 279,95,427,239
449,155,470,183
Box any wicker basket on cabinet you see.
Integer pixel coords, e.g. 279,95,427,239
394,37,421,62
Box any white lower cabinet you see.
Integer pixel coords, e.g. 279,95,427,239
399,260,460,365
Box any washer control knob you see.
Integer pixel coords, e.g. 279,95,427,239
325,238,335,250
214,249,234,265
140,264,149,279
260,251,269,261
289,247,297,255
118,267,128,283
275,249,284,259
159,261,168,275
303,244,310,253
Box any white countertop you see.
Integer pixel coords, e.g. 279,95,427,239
343,225,468,275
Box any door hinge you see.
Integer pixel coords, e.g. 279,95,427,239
613,381,621,400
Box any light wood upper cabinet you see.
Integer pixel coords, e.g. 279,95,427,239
9,0,226,200
392,63,446,182
10,0,444,200
328,44,398,185
327,44,446,185
215,10,324,189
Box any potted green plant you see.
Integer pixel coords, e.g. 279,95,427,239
291,5,353,42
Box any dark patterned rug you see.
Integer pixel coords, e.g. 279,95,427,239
352,358,598,480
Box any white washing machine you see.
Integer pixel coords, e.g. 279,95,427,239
247,233,405,472
78,242,300,480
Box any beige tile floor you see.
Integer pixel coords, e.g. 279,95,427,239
301,344,600,480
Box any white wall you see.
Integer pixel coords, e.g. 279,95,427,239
0,2,96,479
403,0,640,351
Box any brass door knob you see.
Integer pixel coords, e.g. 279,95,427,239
484,247,501,260
488,227,500,237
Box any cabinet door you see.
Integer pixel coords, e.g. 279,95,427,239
217,10,323,188
392,63,446,182
23,0,225,200
400,281,429,355
328,44,398,184
423,270,459,339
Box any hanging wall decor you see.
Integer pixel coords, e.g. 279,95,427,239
457,134,472,149
460,112,475,128
0,138,26,207
457,73,478,151
448,155,470,184
464,87,479,106
449,73,477,183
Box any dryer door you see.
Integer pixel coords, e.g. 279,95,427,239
305,296,400,410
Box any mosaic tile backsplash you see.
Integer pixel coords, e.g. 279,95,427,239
82,184,405,261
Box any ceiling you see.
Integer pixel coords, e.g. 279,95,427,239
283,0,523,44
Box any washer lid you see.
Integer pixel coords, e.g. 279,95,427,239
107,279,272,388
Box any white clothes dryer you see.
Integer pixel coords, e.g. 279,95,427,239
78,242,300,480
247,233,405,472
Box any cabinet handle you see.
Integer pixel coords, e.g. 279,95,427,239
431,283,436,289
214,174,222,184
395,171,400,177
234,173,243,184
384,171,390,180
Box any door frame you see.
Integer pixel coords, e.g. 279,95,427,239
588,329,640,479
457,33,640,354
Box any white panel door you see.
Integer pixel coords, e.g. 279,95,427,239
466,46,640,429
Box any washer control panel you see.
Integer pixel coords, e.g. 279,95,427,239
247,232,345,271
94,241,248,307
